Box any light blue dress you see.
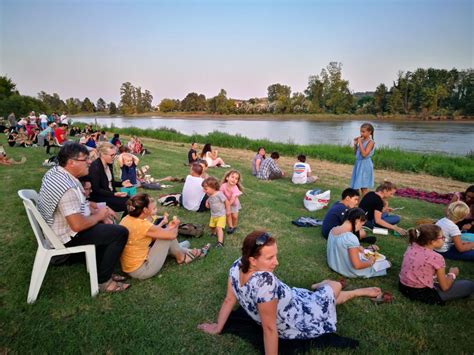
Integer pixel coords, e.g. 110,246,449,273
229,258,337,339
350,139,374,189
327,230,387,278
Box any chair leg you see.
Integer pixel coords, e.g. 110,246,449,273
27,249,51,304
85,250,99,297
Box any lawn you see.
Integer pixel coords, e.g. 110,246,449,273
0,135,473,354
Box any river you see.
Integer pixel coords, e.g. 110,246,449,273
74,116,473,156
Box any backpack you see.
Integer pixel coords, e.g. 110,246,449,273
178,223,204,238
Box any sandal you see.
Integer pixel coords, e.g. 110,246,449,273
179,249,202,264
99,279,131,293
111,273,127,282
200,243,212,257
370,291,394,304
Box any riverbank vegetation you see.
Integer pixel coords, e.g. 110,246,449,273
1,133,472,354
2,63,472,119
94,125,474,182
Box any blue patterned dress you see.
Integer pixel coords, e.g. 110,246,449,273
229,259,337,339
350,139,375,189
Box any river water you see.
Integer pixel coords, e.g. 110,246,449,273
74,116,474,156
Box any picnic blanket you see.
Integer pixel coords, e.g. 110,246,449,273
395,188,454,205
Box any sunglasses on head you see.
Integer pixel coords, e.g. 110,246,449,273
255,232,271,246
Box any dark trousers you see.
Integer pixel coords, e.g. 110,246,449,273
92,195,129,213
65,223,128,283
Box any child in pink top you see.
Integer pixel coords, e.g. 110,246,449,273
399,224,474,305
220,170,243,235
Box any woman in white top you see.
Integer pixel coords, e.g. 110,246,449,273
201,143,230,168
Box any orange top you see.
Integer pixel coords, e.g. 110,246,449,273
120,215,153,273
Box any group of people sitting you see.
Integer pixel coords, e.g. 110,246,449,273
28,135,473,353
250,146,318,184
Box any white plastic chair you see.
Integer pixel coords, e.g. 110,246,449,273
18,189,99,304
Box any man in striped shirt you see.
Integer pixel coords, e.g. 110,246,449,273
38,143,130,293
256,151,285,180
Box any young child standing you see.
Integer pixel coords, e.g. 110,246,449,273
435,201,474,261
202,177,230,248
292,154,317,184
350,123,375,196
399,224,474,305
220,170,243,234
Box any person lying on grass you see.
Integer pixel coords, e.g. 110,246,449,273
327,208,390,278
120,193,210,280
198,230,381,355
399,224,474,305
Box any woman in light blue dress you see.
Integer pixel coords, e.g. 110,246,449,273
350,123,375,196
199,230,381,354
327,208,389,278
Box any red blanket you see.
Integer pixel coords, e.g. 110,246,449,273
395,188,453,205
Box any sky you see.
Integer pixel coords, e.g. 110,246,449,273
0,0,472,105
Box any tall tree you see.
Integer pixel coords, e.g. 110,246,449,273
65,97,81,114
208,89,229,114
108,101,118,114
305,75,325,113
38,91,67,112
181,92,207,111
81,97,95,112
119,82,135,114
159,98,180,112
373,84,388,113
96,98,107,112
0,76,19,99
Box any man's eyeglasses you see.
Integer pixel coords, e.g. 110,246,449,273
255,232,271,246
73,157,91,162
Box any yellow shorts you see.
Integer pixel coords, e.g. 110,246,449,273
209,215,226,228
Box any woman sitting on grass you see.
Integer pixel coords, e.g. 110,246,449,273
399,224,474,305
198,230,381,354
327,208,389,278
201,143,230,168
120,193,210,280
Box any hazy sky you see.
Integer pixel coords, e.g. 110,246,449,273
1,0,472,104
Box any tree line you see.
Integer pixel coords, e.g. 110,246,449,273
1,62,472,118
0,78,154,117
159,62,473,116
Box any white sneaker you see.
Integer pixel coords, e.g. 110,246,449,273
220,164,231,168
179,240,191,249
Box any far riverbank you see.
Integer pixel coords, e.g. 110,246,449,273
72,111,474,123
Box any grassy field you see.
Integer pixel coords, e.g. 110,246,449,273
85,126,474,183
0,135,473,354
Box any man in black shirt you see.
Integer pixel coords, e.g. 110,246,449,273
188,142,198,164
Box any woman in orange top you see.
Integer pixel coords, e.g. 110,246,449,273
120,193,210,280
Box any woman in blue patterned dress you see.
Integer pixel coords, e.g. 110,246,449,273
350,123,375,196
198,230,381,354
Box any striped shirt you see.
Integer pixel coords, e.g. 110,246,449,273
38,166,87,243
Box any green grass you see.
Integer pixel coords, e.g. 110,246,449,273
84,125,474,182
0,136,473,354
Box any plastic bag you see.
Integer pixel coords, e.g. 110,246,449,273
303,189,330,212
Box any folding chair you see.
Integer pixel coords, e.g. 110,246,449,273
18,189,98,304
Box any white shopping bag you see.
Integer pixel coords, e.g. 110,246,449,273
304,189,330,212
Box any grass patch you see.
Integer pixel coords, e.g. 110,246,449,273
0,135,473,354
82,125,474,182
